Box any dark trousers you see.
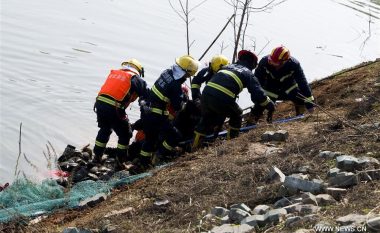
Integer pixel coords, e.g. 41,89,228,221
94,101,132,158
195,93,242,138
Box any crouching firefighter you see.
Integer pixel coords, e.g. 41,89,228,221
133,55,199,172
250,45,314,123
192,50,275,150
93,59,149,163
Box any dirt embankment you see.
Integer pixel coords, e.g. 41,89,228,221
5,59,380,233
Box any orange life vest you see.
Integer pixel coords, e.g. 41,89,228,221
98,69,138,101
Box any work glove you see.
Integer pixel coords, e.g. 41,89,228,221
305,102,315,113
264,100,275,123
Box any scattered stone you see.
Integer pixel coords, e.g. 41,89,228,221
104,207,134,218
230,203,251,213
357,157,380,170
318,151,344,159
294,229,316,233
273,130,289,141
265,208,287,223
274,197,293,208
220,215,230,224
295,204,321,216
359,122,380,130
315,194,337,206
240,215,263,227
211,207,230,218
328,172,358,188
285,216,303,228
267,166,286,182
252,204,271,215
210,223,254,233
261,131,275,141
154,199,170,207
336,155,359,172
228,208,251,223
326,187,347,200
336,214,367,225
78,193,108,208
284,176,326,194
297,166,311,173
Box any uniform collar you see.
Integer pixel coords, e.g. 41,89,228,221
172,64,187,80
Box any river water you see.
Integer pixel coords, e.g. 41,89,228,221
1,0,379,183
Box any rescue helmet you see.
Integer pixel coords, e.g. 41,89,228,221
175,55,199,76
237,50,258,69
121,58,144,77
210,55,229,73
269,46,290,66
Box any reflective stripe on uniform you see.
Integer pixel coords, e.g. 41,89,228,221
304,96,314,103
97,96,122,108
285,83,298,94
279,71,294,82
264,90,279,99
191,84,201,89
151,107,169,115
207,82,236,98
162,141,174,151
260,96,271,106
152,85,170,103
219,70,243,91
140,150,152,157
117,143,128,150
95,140,107,148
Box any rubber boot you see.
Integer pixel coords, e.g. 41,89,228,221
192,131,205,151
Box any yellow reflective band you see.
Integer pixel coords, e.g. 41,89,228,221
264,67,277,80
264,90,279,99
117,143,128,150
304,96,315,103
278,48,289,60
194,131,206,136
191,84,201,89
152,85,170,103
97,96,122,108
151,107,169,115
162,141,174,151
285,83,299,94
95,140,107,148
219,70,243,91
260,96,271,106
192,133,203,149
140,150,152,157
208,82,235,98
279,71,294,82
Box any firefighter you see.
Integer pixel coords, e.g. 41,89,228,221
191,55,230,138
93,59,149,163
251,45,314,121
192,50,275,150
134,55,199,171
191,55,230,103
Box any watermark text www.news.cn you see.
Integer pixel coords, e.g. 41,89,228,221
314,225,367,232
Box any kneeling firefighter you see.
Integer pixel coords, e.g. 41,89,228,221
93,59,149,163
192,50,275,150
134,55,199,171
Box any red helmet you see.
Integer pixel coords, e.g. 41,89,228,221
269,46,290,65
237,50,258,69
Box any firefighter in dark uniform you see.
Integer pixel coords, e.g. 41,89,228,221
192,50,275,150
251,46,314,121
134,55,199,170
93,59,149,163
191,55,230,103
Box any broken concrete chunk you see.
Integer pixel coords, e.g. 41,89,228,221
284,176,326,194
230,203,251,213
252,204,271,215
78,193,108,208
367,216,380,232
328,172,358,188
336,214,367,225
295,204,321,216
326,187,347,200
336,155,359,172
228,208,251,223
315,194,337,206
